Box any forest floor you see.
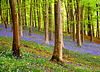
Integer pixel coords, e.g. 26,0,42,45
0,24,100,72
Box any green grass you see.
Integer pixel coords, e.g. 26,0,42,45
0,36,100,71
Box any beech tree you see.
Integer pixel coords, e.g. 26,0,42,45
81,5,84,43
49,1,53,41
29,0,32,35
70,0,75,42
36,0,41,31
76,0,81,46
9,0,21,57
51,0,63,62
44,0,49,44
17,0,23,37
96,3,99,38
34,0,37,28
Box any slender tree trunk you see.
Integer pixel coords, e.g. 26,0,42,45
96,4,99,38
64,1,70,34
88,7,91,36
36,0,41,31
64,1,67,33
76,0,81,46
34,0,37,28
17,0,23,37
29,0,32,35
9,0,21,57
0,0,7,29
81,6,84,43
88,7,93,42
22,1,25,30
50,0,63,62
74,0,78,39
9,8,13,32
90,14,93,42
6,0,8,24
92,24,95,37
69,0,72,38
70,0,75,41
24,0,27,26
49,2,53,41
44,0,49,44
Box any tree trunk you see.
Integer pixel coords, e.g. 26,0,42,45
24,0,27,26
96,4,99,38
0,0,7,29
66,1,70,34
44,0,49,44
69,0,72,38
9,0,21,57
34,0,37,28
81,6,84,43
88,7,91,36
50,0,63,62
92,24,95,37
36,0,41,31
76,0,81,46
49,2,53,41
29,0,32,35
88,7,93,42
6,0,8,24
70,0,75,41
17,0,23,37
74,0,78,39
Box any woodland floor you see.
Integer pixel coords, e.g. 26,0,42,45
0,24,100,72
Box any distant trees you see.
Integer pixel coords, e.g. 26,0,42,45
0,0,99,59
9,0,21,57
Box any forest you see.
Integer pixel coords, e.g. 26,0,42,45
0,0,100,71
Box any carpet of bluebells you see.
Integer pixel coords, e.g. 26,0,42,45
0,23,100,71
0,23,100,56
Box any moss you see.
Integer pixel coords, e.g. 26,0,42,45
50,55,63,63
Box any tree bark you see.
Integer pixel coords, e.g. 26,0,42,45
76,0,81,46
88,6,93,42
88,7,91,36
49,2,53,41
17,0,23,37
36,0,41,31
81,6,84,43
9,0,21,57
29,0,32,35
51,0,63,62
24,0,27,26
44,0,49,44
34,0,37,28
96,4,99,38
70,0,75,42
65,1,70,34
6,0,8,24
